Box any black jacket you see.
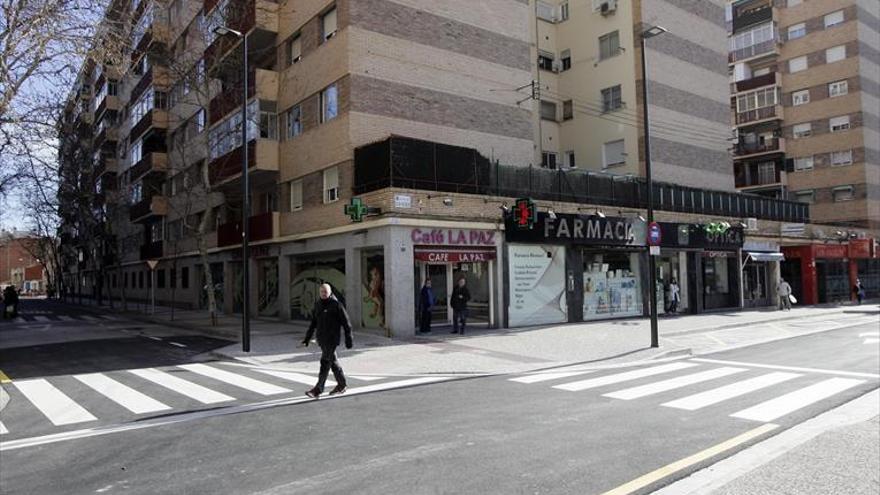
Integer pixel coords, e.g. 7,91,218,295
304,296,353,348
450,285,471,311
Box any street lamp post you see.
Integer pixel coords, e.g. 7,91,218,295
214,26,251,352
640,25,667,349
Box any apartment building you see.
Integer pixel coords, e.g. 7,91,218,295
729,0,880,229
530,0,734,191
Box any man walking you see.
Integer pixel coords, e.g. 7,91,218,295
777,278,793,311
853,279,865,305
418,279,434,334
300,283,353,398
450,277,470,335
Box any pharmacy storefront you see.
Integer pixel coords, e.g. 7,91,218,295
504,212,648,327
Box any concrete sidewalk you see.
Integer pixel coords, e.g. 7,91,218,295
63,297,879,376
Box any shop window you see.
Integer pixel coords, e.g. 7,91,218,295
290,252,346,320
583,250,643,320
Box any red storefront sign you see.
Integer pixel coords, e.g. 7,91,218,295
813,244,847,259
848,239,874,259
413,249,497,263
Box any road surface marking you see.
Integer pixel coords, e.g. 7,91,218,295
0,370,11,383
662,372,802,411
56,315,76,321
690,358,880,379
865,338,879,345
553,362,699,392
178,364,291,395
860,332,880,337
0,421,8,434
599,423,779,495
511,370,595,384
13,379,98,426
74,373,171,414
603,367,747,400
348,375,385,381
129,368,234,404
730,377,866,422
33,315,50,322
0,376,454,451
249,368,334,387
145,336,163,341
167,342,187,348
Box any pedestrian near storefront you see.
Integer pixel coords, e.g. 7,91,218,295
418,279,434,334
299,284,353,398
3,285,19,319
853,279,865,305
777,278,793,311
668,279,681,314
450,277,471,335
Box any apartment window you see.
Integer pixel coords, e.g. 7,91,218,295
831,150,853,166
832,185,854,202
565,151,576,168
793,123,812,138
560,1,570,21
540,100,557,121
321,84,338,123
601,85,622,112
289,180,303,211
794,190,814,203
181,266,189,289
736,87,777,112
170,268,176,289
536,1,555,22
826,45,846,63
599,31,620,60
792,89,810,106
603,139,625,167
322,6,338,41
562,99,574,120
830,115,851,132
286,105,302,138
787,23,806,40
538,51,554,71
757,162,776,184
824,10,844,28
828,80,848,97
541,151,558,169
788,56,807,73
560,49,571,71
130,140,144,165
323,166,339,203
139,271,144,289
288,35,302,64
195,108,206,133
793,156,814,171
157,269,166,289
730,23,775,57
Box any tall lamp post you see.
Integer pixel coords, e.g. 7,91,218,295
640,25,667,349
214,25,251,352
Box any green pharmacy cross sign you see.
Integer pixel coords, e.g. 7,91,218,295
704,222,731,235
344,197,381,222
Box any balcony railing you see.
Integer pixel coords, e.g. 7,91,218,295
139,240,164,260
729,39,777,63
130,109,169,141
735,72,778,93
209,139,279,187
129,195,169,222
129,152,168,182
736,105,781,125
94,156,118,177
732,6,773,33
209,68,278,124
217,211,279,247
734,137,785,157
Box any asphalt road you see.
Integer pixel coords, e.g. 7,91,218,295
1,312,876,495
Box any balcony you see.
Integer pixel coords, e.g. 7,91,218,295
94,126,118,148
732,6,773,33
735,104,782,126
204,0,278,63
734,137,785,158
735,72,778,93
130,195,169,222
130,109,169,142
129,152,168,182
95,95,120,123
139,240,164,260
131,66,171,104
729,39,778,64
209,68,278,124
735,161,784,189
217,211,279,247
94,156,118,177
210,139,279,188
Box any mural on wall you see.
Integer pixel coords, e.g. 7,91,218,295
258,259,279,317
289,252,346,320
508,244,567,327
361,250,385,328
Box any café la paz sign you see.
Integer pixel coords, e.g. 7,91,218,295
411,228,496,246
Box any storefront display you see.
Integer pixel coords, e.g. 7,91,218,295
508,244,566,326
582,250,643,320
703,252,738,310
289,251,346,320
361,249,385,329
258,258,279,317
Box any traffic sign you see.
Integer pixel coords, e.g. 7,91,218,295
146,260,159,270
647,222,662,246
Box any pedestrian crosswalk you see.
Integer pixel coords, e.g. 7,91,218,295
4,313,120,323
511,359,875,423
0,362,403,437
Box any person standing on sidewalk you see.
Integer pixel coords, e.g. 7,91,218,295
853,279,865,305
777,278,792,311
450,277,471,335
299,283,353,398
418,279,434,334
668,279,681,315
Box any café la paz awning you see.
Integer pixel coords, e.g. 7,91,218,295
413,247,497,263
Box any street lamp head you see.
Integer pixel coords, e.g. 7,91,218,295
642,25,668,39
213,26,243,38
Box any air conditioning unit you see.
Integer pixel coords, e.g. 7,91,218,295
551,60,563,73
601,0,617,15
745,217,758,231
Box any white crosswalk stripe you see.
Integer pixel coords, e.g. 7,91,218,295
249,368,335,387
129,368,235,404
33,316,51,322
511,370,595,384
0,421,8,435
553,362,698,392
74,373,171,414
662,372,802,411
178,364,292,395
13,379,97,426
730,377,866,422
603,367,747,400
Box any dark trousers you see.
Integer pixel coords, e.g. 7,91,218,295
316,345,346,392
453,308,468,333
419,308,432,332
668,299,678,314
